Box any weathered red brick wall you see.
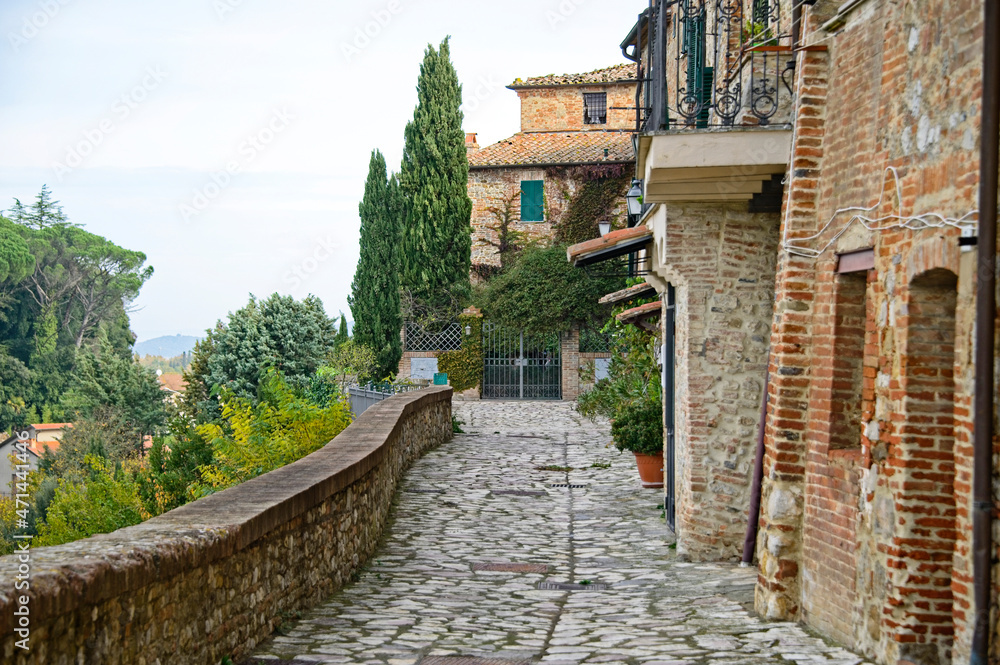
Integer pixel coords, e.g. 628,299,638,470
517,83,635,133
756,0,987,663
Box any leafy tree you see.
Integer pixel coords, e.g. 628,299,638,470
0,216,34,288
191,371,352,495
60,329,167,451
34,455,148,547
138,422,213,515
205,293,336,401
350,150,403,380
399,37,473,313
479,245,623,335
0,352,31,433
40,406,143,477
325,339,378,391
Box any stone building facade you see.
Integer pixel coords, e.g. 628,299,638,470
752,1,987,664
467,65,637,275
607,0,993,662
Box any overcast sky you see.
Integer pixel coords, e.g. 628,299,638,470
0,0,638,342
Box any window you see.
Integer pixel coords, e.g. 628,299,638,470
583,92,607,125
683,2,712,128
520,180,544,222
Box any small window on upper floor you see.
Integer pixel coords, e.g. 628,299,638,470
520,180,544,222
583,92,607,125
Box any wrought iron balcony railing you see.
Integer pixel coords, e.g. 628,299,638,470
624,0,795,133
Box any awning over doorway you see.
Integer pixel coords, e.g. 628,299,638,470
566,225,653,267
598,281,657,305
616,300,661,333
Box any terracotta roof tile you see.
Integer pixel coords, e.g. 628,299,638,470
158,373,187,393
616,301,662,324
469,131,633,168
31,423,72,431
566,225,653,262
510,64,637,88
598,282,657,305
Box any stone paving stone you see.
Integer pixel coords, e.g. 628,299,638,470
248,401,873,665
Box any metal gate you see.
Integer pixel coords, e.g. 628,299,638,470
482,321,561,400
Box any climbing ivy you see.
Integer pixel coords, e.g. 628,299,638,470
554,165,631,246
437,313,483,393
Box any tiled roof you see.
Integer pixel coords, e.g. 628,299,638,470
598,282,657,305
468,131,633,168
158,373,186,393
566,225,653,265
32,423,71,431
616,301,662,324
509,64,637,88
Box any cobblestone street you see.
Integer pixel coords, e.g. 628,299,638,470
249,400,871,665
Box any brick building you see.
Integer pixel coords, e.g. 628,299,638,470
467,65,637,277
599,0,992,663
752,1,985,664
398,65,639,400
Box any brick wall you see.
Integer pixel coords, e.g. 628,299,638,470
647,201,779,561
560,328,580,401
755,0,987,663
516,83,635,133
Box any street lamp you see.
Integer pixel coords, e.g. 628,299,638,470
626,179,643,220
598,221,611,236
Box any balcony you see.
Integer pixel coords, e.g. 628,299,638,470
622,0,795,205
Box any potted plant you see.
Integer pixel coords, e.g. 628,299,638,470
576,280,664,488
611,399,664,488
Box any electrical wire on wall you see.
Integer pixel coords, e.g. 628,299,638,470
782,166,979,258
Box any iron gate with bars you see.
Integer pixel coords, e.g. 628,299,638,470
482,321,561,400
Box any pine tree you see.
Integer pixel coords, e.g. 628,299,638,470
349,150,403,381
399,37,472,316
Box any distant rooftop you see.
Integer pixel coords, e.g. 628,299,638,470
468,131,633,168
509,64,637,89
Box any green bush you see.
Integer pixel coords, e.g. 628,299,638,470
610,399,663,455
35,455,148,547
479,245,622,336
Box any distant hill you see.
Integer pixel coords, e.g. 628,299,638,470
134,334,202,358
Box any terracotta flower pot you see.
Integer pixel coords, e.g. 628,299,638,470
633,451,664,489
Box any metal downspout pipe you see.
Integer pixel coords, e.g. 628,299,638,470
971,0,999,662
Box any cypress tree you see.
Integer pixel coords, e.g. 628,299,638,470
334,313,349,350
399,37,472,315
349,150,403,380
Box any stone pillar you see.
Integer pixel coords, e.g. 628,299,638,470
561,326,580,401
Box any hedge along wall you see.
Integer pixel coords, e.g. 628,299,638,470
0,386,453,665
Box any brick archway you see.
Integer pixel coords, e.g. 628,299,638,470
884,267,958,665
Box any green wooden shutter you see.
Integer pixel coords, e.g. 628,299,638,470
697,66,713,128
520,180,544,222
753,0,769,26
685,4,708,126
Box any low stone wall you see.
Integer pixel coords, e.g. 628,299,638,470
0,386,452,665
